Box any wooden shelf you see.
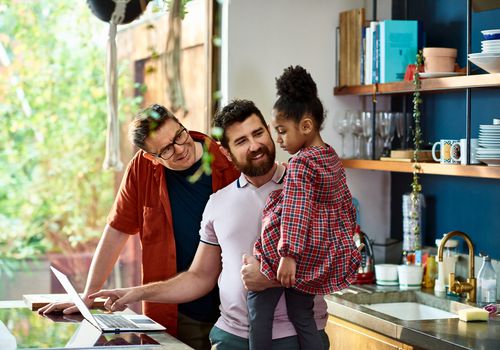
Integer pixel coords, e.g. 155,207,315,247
341,159,500,179
333,73,500,96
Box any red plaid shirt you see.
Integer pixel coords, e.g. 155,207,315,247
254,145,361,294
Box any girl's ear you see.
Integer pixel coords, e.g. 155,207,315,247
300,117,314,134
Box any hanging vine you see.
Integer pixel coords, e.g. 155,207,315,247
409,50,424,253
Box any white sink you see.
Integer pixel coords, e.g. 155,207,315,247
363,302,459,321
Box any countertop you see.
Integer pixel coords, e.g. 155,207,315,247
0,300,193,350
324,285,500,350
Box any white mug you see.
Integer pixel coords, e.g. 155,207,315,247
451,138,479,165
432,139,460,164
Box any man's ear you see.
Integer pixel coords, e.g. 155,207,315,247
300,117,314,134
142,151,160,165
219,145,232,162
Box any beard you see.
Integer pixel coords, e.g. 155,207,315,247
230,143,276,177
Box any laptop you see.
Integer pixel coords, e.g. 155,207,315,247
50,266,166,333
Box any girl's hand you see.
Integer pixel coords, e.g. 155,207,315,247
277,256,296,288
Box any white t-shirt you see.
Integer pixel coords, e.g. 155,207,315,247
199,164,328,339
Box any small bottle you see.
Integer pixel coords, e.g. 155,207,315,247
477,253,497,306
423,255,437,289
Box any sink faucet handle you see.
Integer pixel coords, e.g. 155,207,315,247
449,272,456,292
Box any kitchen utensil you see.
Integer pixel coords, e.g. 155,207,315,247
352,227,375,284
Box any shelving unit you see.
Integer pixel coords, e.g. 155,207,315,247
335,72,500,179
333,73,500,96
341,159,500,179
334,1,500,179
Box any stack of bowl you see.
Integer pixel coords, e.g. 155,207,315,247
468,29,500,73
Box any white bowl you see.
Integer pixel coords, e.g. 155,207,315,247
397,265,424,290
375,264,399,286
468,53,500,73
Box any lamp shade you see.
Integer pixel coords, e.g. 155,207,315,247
87,0,151,24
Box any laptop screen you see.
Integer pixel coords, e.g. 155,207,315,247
50,266,101,329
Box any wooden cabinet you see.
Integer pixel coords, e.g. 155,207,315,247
326,315,416,350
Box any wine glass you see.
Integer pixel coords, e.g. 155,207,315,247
377,112,395,157
349,111,363,159
394,112,406,150
361,111,373,159
334,112,350,158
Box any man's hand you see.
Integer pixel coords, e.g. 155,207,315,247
89,287,143,312
38,295,93,315
240,254,279,291
277,256,296,288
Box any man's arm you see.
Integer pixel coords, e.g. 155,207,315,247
39,224,129,314
90,242,222,312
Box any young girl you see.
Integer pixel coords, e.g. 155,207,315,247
247,66,361,350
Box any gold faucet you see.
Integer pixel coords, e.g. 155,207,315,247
437,230,476,303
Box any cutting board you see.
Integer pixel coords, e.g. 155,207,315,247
389,149,436,162
23,294,106,311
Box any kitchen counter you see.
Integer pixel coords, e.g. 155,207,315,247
0,300,193,350
324,285,500,350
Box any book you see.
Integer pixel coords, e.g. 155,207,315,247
372,22,380,84
360,26,366,84
365,25,373,84
339,8,365,86
379,20,418,83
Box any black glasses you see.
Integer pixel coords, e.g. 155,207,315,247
152,127,189,160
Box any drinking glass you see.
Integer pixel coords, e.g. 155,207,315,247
334,112,350,158
394,112,406,149
349,111,363,159
377,112,395,157
361,111,373,159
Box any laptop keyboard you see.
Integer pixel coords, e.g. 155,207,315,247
94,314,139,329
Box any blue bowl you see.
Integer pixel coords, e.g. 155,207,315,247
482,30,500,40
483,33,500,40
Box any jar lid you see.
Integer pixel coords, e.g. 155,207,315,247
435,237,459,248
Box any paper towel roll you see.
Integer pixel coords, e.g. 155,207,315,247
0,320,17,350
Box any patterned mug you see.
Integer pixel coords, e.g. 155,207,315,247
451,139,480,165
432,139,460,164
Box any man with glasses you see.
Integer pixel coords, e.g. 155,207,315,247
39,104,240,350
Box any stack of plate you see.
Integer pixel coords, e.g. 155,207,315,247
481,39,500,54
477,124,500,166
468,29,500,73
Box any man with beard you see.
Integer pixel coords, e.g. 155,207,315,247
90,100,330,349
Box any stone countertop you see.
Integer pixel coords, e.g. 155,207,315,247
324,285,500,350
0,300,193,350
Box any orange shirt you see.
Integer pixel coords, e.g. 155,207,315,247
107,131,239,336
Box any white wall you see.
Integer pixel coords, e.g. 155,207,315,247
222,0,392,245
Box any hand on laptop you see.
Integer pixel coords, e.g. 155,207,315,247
38,295,93,315
89,287,142,312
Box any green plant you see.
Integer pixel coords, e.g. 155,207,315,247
407,50,424,259
0,1,140,270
